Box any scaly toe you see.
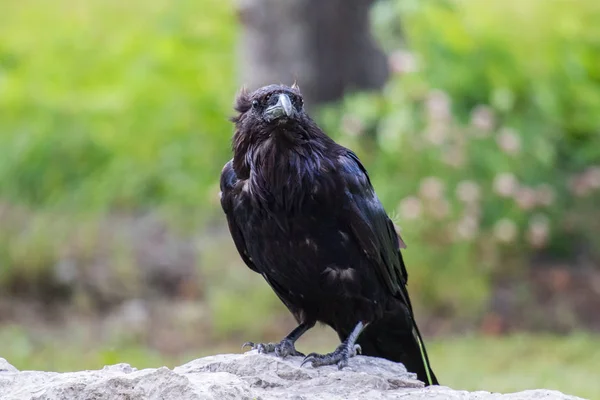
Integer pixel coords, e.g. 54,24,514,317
301,352,338,368
241,341,276,354
300,342,360,369
337,358,348,370
242,341,255,350
274,339,304,358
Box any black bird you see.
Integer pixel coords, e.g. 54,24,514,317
219,84,438,386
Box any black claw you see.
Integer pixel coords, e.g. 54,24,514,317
299,342,358,369
301,353,318,367
241,339,303,358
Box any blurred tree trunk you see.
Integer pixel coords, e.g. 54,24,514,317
236,0,389,109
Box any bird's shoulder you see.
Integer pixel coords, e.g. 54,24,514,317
332,148,376,202
220,159,238,193
219,159,248,214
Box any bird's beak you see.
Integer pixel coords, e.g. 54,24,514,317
264,93,294,121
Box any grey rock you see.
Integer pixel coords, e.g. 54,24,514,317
0,352,586,400
0,359,18,373
101,363,138,373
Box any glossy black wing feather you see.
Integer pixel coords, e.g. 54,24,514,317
220,160,300,315
338,150,412,309
219,160,259,273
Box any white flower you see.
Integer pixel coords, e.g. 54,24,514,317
455,215,479,241
456,180,480,204
584,166,600,189
470,105,494,134
389,50,419,74
493,219,518,243
493,173,518,198
419,177,445,200
425,90,451,122
424,125,447,146
398,196,422,220
568,175,589,197
341,114,364,137
527,214,550,248
514,186,537,210
442,146,466,168
496,127,521,155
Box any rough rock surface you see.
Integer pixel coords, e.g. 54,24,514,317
0,353,585,400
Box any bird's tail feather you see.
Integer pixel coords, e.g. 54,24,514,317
356,314,438,386
411,323,438,385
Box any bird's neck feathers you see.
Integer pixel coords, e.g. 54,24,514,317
232,123,336,205
232,117,330,173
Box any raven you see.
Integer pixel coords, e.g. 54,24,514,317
219,84,438,386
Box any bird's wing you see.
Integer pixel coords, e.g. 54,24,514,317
219,160,260,273
338,150,412,307
220,160,301,314
339,151,437,385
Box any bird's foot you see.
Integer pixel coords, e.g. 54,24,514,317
301,342,362,370
242,339,305,358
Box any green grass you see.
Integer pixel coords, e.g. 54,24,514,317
1,324,597,399
427,333,599,399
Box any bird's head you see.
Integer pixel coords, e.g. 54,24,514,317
255,84,304,124
231,83,308,135
230,83,331,178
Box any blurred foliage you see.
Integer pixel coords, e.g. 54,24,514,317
0,0,236,212
373,0,600,157
0,323,172,372
0,0,237,304
318,0,600,315
202,238,284,337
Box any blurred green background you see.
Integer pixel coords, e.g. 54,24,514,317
0,0,599,398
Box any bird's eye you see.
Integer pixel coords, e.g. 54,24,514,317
252,100,259,108
293,95,303,109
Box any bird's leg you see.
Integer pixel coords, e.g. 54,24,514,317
301,321,365,370
242,320,316,358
